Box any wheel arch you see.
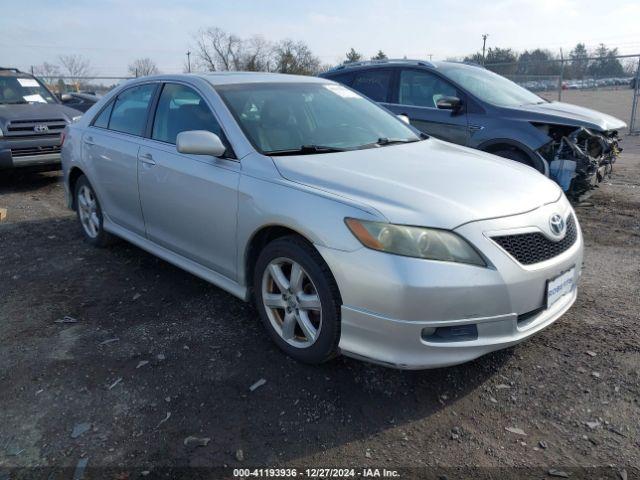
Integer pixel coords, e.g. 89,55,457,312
243,224,319,300
478,138,549,175
68,166,86,210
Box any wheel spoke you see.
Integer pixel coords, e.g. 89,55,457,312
298,293,321,311
263,293,286,309
289,262,304,293
90,212,100,229
78,191,88,208
281,311,297,340
268,263,290,293
296,310,317,342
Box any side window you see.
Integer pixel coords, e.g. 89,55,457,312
152,83,222,145
108,84,156,136
351,70,392,102
326,72,354,87
92,100,113,129
398,70,458,108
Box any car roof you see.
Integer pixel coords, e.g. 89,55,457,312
141,72,328,87
321,59,483,76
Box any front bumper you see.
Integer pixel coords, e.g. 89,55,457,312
317,196,583,369
0,137,62,170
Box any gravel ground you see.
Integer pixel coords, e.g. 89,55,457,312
0,131,639,477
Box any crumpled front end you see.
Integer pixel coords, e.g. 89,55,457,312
536,124,622,199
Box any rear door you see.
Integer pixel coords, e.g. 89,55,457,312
389,68,469,145
83,83,157,236
137,82,240,280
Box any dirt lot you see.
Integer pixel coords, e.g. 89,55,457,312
1,106,639,478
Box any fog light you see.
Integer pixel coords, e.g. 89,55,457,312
422,324,478,343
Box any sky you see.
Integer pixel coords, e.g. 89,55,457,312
2,0,640,77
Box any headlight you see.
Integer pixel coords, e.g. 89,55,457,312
72,115,82,123
345,218,486,266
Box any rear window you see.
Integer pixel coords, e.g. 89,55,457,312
351,69,392,102
107,84,156,136
93,101,113,129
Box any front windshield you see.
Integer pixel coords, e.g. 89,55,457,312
0,75,57,105
443,65,545,107
216,82,420,154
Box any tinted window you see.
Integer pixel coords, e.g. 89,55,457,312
93,101,113,128
326,72,354,86
351,70,391,102
108,84,156,136
152,83,222,144
398,70,457,108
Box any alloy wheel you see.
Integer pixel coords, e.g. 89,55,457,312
261,257,322,348
77,185,100,238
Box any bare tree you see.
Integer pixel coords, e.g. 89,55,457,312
32,62,61,89
195,27,244,71
273,40,321,75
128,58,159,77
58,54,93,91
242,35,274,72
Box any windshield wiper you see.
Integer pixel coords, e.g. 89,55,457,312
376,137,420,145
268,145,349,156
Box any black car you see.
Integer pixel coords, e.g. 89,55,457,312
60,92,100,113
320,59,626,199
0,67,82,171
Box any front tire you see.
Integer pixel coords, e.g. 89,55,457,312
253,236,342,364
74,175,113,247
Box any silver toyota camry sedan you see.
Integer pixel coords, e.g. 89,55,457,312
61,72,583,369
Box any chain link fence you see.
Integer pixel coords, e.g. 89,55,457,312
36,75,134,96
485,54,640,134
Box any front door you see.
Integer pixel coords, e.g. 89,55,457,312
137,83,240,280
389,68,469,145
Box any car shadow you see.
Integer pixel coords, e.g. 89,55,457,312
0,169,62,194
0,217,513,469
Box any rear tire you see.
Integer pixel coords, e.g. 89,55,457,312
74,175,114,247
253,235,342,364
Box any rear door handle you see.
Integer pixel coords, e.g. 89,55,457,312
139,152,156,165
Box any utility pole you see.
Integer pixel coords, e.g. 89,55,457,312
481,34,489,65
427,53,433,61
186,51,192,73
558,48,564,102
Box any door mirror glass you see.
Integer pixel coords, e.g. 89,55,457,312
436,96,462,111
176,130,226,157
397,114,410,125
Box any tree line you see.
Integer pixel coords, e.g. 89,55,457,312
28,28,635,93
460,43,632,79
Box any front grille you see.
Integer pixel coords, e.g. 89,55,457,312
11,145,61,157
492,214,577,265
5,118,67,137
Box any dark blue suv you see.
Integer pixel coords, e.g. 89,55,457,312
320,59,626,199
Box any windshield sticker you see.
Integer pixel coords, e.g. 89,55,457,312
23,94,47,104
324,84,361,98
18,78,40,88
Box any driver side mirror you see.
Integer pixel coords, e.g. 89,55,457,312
397,114,411,125
436,96,462,112
176,130,226,157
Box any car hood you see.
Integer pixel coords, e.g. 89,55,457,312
0,103,81,123
506,101,627,131
272,139,562,229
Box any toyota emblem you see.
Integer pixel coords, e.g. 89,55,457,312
34,124,49,133
549,214,565,236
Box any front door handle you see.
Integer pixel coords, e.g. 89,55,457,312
83,136,95,145
139,152,156,165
